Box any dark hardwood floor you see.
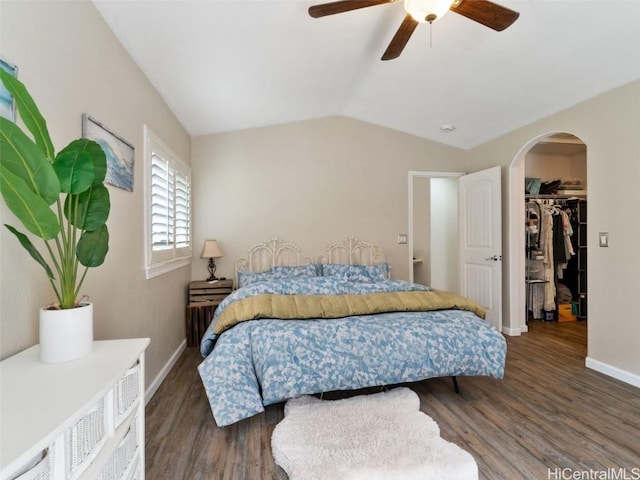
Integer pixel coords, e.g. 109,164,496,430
145,320,640,479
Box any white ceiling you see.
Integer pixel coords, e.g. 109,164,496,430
93,0,640,150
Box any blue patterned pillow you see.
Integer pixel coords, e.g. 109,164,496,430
238,264,321,288
270,264,320,277
322,263,389,282
321,263,350,278
237,271,277,288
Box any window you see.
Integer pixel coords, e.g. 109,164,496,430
144,126,192,279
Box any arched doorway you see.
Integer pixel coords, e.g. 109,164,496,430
508,132,587,336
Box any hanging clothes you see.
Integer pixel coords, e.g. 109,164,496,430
527,198,578,315
553,213,568,265
541,205,556,312
556,209,575,278
562,210,574,258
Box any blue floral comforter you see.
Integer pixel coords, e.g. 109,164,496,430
197,277,506,426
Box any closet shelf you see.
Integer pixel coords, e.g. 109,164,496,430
525,193,586,199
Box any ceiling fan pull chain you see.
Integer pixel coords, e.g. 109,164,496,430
430,21,433,48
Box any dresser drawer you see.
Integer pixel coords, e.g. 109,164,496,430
96,416,138,480
65,398,107,479
114,362,141,427
8,449,53,480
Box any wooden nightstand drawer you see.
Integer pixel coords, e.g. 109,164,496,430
186,280,233,347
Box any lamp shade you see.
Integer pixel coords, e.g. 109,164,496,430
201,240,223,259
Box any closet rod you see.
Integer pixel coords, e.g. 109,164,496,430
525,194,586,199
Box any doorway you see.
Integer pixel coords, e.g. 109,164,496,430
408,167,503,331
408,171,464,289
508,132,587,336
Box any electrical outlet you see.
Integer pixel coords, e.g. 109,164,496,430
397,234,407,244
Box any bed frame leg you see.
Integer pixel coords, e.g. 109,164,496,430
451,376,460,394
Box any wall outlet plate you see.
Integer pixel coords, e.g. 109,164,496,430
599,232,609,247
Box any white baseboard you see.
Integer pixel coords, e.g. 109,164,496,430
145,338,187,404
585,357,640,389
502,326,522,336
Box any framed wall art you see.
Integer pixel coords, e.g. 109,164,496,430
0,57,18,122
82,114,135,192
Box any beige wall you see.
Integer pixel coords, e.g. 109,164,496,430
525,152,587,185
191,116,466,282
0,1,191,390
466,80,640,383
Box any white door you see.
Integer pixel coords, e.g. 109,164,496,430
459,166,502,330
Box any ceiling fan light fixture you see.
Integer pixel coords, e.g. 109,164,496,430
404,0,455,23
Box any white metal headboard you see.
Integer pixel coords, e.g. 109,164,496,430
317,237,386,266
234,237,310,277
234,237,387,287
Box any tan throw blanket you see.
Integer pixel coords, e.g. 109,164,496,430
213,289,486,335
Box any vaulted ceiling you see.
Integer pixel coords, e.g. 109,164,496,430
93,0,640,149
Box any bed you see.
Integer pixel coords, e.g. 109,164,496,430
198,237,506,427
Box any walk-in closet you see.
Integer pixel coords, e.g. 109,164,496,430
524,133,587,324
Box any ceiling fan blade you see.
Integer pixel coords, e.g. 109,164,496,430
309,0,393,18
381,13,419,61
450,0,519,31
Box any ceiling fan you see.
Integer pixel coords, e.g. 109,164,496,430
308,0,519,60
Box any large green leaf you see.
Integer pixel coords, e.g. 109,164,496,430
77,224,109,267
0,117,60,205
0,69,55,161
0,164,60,239
54,149,94,194
4,224,55,279
59,138,107,185
64,184,110,231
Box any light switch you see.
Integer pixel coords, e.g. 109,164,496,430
599,232,609,247
397,234,407,244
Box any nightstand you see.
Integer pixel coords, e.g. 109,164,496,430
185,279,233,347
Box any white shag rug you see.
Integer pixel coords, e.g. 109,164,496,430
271,387,478,480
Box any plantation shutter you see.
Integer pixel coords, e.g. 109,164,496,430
151,153,172,250
145,126,192,276
174,164,191,250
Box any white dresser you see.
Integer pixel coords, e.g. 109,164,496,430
0,338,150,480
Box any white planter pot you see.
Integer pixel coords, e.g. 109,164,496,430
39,302,94,363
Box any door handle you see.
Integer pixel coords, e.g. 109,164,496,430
485,255,502,262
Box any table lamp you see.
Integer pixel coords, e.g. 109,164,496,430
201,240,223,281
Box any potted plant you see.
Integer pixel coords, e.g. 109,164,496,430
0,69,110,363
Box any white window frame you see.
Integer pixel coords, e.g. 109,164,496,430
144,125,192,279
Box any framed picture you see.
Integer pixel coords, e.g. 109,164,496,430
0,57,18,122
82,114,135,192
